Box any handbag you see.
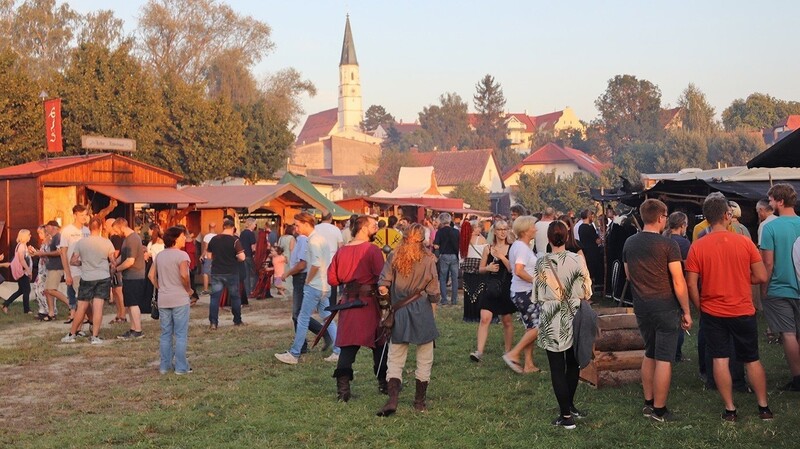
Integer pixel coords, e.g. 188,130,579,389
10,244,25,280
150,290,159,320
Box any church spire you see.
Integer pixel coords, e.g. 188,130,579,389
340,15,358,66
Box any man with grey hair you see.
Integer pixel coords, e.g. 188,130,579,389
433,212,460,305
756,199,776,248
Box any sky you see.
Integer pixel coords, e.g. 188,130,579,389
69,0,800,130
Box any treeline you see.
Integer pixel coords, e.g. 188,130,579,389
0,0,315,184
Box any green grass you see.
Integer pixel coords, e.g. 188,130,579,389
1,297,799,448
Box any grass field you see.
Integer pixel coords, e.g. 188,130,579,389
1,294,799,449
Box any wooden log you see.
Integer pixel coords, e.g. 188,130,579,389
594,350,645,371
579,362,598,386
594,329,645,351
596,307,634,316
597,313,639,330
595,369,641,388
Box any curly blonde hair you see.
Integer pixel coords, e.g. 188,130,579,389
392,223,427,277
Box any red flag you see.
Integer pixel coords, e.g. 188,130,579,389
44,98,63,152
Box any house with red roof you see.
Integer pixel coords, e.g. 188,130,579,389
503,142,610,193
468,107,585,152
763,115,800,145
292,17,382,176
406,148,505,194
660,107,683,130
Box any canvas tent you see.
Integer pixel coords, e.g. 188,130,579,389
279,171,353,220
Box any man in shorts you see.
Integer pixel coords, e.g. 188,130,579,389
760,183,800,391
40,220,69,319
61,217,116,344
623,199,692,422
113,218,147,339
685,193,772,421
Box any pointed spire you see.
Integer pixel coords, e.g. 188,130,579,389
340,15,358,66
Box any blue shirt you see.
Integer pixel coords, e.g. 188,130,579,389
762,215,800,298
289,235,309,274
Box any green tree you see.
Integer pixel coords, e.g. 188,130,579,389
678,83,716,134
656,131,708,172
205,49,260,105
721,93,800,131
137,0,274,84
261,68,316,127
707,130,765,167
157,77,245,184
417,92,473,151
59,42,163,160
354,148,413,194
514,171,599,215
448,183,489,211
595,74,663,155
614,140,662,179
473,74,507,150
0,50,41,166
233,99,294,183
360,104,394,133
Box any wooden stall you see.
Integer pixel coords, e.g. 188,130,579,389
580,307,645,388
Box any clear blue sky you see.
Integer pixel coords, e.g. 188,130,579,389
70,0,800,129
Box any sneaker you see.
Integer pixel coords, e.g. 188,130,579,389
552,415,576,430
470,351,483,362
759,407,774,421
721,409,738,422
208,324,218,331
274,351,298,365
649,409,677,423
570,406,588,419
233,321,247,327
200,290,210,295
60,333,76,343
642,404,654,417
175,368,194,376
76,331,87,338
89,336,104,345
117,330,143,340
324,353,340,363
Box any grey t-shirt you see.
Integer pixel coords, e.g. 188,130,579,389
73,236,114,281
120,232,146,280
155,248,191,308
622,231,682,313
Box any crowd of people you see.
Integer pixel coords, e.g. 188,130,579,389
3,183,800,428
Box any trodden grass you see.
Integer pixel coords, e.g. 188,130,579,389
0,296,799,448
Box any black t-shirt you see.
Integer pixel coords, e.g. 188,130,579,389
239,229,256,258
45,232,63,270
110,234,124,251
208,234,244,275
669,234,691,260
622,231,682,313
434,226,460,255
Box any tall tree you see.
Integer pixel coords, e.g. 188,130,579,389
707,130,765,167
655,131,709,172
77,10,125,50
722,93,800,131
261,68,316,127
360,104,394,133
137,0,274,84
677,83,716,134
595,74,663,155
0,50,41,166
233,99,295,183
473,74,507,149
448,183,489,211
354,148,413,194
417,92,473,151
59,42,163,160
205,49,260,105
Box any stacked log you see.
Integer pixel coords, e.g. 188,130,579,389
580,307,645,388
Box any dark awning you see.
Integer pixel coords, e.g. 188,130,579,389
87,185,206,204
747,128,800,168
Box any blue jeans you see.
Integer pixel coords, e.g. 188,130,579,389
290,285,339,357
438,254,459,305
209,273,242,325
159,304,190,373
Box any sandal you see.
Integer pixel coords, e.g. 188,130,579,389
502,353,524,374
42,315,54,322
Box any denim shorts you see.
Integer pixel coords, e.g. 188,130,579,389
77,277,111,301
511,290,540,329
636,309,681,362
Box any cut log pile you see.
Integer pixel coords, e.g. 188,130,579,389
580,307,645,388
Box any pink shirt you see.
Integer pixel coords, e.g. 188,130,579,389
272,255,286,277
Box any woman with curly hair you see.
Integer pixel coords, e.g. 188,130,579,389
377,223,440,416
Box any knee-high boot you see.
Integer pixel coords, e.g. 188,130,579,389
414,379,429,412
376,378,401,417
333,368,353,402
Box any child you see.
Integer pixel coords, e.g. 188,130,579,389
271,247,287,297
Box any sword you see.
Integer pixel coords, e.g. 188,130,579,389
311,309,337,349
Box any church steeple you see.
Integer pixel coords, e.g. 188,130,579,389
340,14,358,66
337,15,362,134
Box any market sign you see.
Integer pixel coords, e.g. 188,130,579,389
81,135,136,152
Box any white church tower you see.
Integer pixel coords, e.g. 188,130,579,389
337,15,363,134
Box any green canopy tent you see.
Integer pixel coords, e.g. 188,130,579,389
279,172,353,220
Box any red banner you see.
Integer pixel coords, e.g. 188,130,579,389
44,98,63,152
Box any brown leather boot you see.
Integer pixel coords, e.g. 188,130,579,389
333,368,353,402
376,378,401,417
413,379,429,412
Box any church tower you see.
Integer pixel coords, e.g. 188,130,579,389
337,15,363,134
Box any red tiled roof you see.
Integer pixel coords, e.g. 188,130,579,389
295,108,337,145
503,142,608,179
392,122,421,135
531,111,564,132
0,154,108,178
407,148,498,186
777,115,800,130
506,113,535,132
659,107,682,128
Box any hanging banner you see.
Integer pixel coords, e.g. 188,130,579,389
44,98,63,153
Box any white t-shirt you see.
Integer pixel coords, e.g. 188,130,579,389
534,219,553,256
509,240,537,293
314,222,343,260
758,214,777,248
573,223,581,242
59,223,84,277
